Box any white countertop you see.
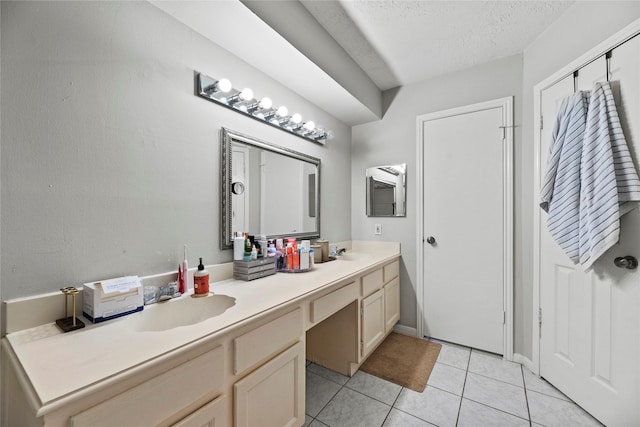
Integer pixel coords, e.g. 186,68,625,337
4,241,400,415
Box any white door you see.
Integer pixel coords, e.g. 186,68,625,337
539,42,640,426
421,98,513,355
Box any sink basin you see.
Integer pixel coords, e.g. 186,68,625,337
130,294,236,332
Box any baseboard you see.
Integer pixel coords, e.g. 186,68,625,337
393,324,417,337
513,353,537,374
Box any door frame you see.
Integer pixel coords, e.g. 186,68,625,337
532,18,640,376
416,97,514,360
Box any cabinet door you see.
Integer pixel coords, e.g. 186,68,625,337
384,277,400,332
172,395,227,427
361,288,385,356
234,341,304,427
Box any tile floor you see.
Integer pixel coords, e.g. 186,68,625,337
304,339,603,427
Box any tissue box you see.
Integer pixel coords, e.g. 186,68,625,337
83,276,143,323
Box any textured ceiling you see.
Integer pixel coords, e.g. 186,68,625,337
152,0,575,125
302,0,574,90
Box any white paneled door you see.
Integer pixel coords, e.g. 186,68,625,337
538,40,640,426
420,98,513,356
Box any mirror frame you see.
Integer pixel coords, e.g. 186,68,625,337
365,163,407,217
220,127,321,249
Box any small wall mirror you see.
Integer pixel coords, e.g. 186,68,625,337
366,164,407,217
220,128,321,249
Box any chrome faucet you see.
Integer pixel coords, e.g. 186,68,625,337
337,248,347,256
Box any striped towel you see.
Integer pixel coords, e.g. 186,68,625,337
540,91,590,264
579,81,640,269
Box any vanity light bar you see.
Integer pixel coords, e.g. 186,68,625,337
197,72,332,145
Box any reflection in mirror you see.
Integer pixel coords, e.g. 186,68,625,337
366,164,407,217
221,128,321,249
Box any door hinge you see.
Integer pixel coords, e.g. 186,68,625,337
540,115,544,130
502,311,506,325
538,307,543,337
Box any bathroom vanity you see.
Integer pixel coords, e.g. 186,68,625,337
1,241,400,427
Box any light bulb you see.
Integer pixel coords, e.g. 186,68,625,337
259,97,273,109
240,88,254,101
291,113,302,124
304,121,315,131
216,78,232,93
277,106,288,117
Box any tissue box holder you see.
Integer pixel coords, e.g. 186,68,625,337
83,276,143,323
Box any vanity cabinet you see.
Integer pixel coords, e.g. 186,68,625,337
360,260,400,357
307,259,401,374
173,395,228,427
384,277,400,333
361,288,385,356
2,243,400,427
69,345,225,427
234,342,304,427
233,309,305,427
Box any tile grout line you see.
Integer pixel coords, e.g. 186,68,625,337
379,385,404,427
520,364,533,426
454,348,472,426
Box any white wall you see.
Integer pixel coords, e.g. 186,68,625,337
519,1,640,360
0,1,351,300
352,55,523,331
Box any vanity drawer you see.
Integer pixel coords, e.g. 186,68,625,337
311,281,358,324
234,308,302,375
384,260,400,283
70,345,224,427
362,268,384,297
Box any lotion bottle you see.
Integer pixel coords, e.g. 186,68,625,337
193,257,209,296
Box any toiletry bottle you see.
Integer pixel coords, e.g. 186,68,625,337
244,233,252,253
255,241,263,258
193,258,209,296
233,232,244,261
251,245,258,260
181,245,189,294
309,249,315,268
286,244,293,270
300,245,309,270
293,248,300,270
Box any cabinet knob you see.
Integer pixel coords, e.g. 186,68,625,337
426,236,436,245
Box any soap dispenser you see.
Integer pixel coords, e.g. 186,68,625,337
193,258,209,297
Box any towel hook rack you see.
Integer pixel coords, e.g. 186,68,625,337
606,50,612,82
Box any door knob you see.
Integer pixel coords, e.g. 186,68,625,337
614,255,638,270
426,236,436,245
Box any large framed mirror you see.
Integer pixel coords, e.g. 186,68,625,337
220,128,321,249
366,163,407,217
